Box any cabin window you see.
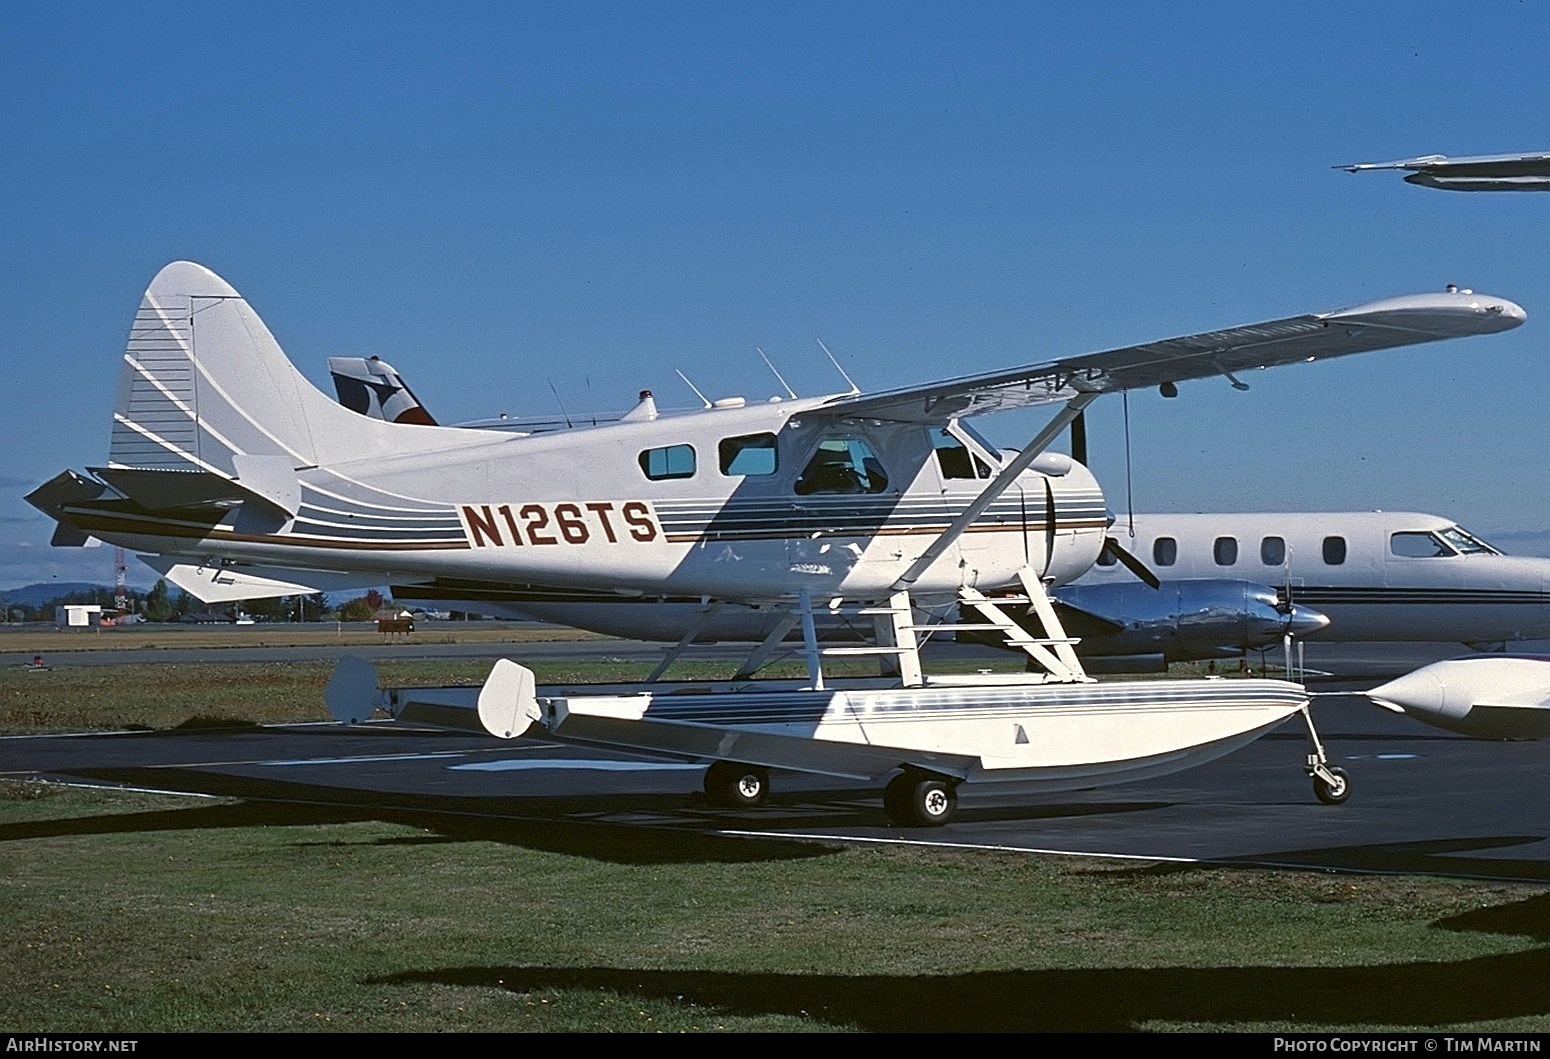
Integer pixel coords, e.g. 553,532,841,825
1322,535,1347,565
1153,537,1177,567
933,429,991,480
794,438,889,495
718,433,778,476
1095,545,1117,566
1260,536,1286,566
1391,532,1450,558
1213,536,1238,566
638,444,696,481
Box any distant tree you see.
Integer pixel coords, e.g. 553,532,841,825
173,589,195,618
365,588,386,611
243,596,286,621
144,580,173,622
337,595,376,622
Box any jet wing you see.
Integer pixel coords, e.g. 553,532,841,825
1337,152,1550,191
817,290,1524,423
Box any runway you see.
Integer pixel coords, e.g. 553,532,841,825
3,636,1545,882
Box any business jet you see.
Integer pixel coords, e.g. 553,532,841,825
26,262,1525,822
1071,511,1550,650
1338,151,1550,191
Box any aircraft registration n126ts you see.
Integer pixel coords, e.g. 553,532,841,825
28,262,1527,823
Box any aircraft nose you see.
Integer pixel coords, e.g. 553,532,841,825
1367,668,1448,721
1498,298,1529,326
1285,604,1330,639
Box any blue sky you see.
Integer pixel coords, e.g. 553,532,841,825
5,0,1550,590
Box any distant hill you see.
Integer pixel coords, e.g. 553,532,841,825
1,582,111,607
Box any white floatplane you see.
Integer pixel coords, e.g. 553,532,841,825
27,263,1526,823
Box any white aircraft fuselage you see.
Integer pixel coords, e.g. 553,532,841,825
33,262,1109,609
1075,511,1550,646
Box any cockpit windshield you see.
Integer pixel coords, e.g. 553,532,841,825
1438,525,1500,555
1390,525,1502,558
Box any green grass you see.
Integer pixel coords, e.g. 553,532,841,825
1,781,1546,1033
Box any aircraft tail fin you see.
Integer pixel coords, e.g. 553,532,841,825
328,356,438,425
107,262,454,497
110,262,328,476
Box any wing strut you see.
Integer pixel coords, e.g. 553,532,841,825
644,601,727,683
892,392,1100,592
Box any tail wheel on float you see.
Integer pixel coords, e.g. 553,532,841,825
703,761,770,808
884,772,958,827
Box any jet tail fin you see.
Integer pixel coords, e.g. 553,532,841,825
328,356,438,425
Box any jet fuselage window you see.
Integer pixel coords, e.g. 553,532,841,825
639,444,696,481
1390,532,1451,558
719,433,778,476
1260,536,1286,566
1213,536,1238,566
1322,536,1347,565
794,438,889,495
1153,537,1177,567
1095,546,1117,566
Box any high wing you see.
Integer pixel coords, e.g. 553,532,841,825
1337,152,1550,192
817,290,1523,423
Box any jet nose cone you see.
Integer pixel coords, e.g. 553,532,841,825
1494,298,1529,328
1286,604,1330,638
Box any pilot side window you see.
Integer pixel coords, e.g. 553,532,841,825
794,438,889,495
1213,536,1238,566
1322,536,1347,565
932,430,991,480
1390,532,1450,558
1153,537,1177,567
638,444,696,481
718,433,778,476
1260,536,1286,566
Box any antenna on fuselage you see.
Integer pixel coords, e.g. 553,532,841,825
546,378,575,428
757,347,799,399
675,369,714,409
816,339,860,395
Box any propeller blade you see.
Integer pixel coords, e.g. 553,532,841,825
1102,536,1161,590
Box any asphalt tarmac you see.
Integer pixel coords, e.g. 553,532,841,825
2,636,1545,882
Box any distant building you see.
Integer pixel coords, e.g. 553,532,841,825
54,605,103,629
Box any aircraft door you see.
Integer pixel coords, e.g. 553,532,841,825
787,435,900,584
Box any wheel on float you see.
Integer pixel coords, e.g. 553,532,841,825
1313,766,1351,805
703,761,769,808
884,772,957,827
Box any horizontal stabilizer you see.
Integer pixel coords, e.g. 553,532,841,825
50,524,92,547
89,466,288,515
26,469,108,518
139,556,398,603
